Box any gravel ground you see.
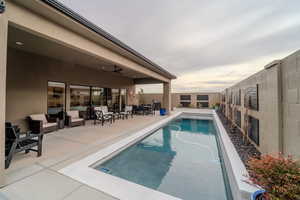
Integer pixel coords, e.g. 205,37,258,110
217,111,261,166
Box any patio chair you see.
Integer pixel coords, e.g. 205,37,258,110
66,110,85,127
28,114,59,134
5,122,43,169
120,106,133,119
99,106,120,122
94,110,113,126
133,105,144,115
144,104,155,115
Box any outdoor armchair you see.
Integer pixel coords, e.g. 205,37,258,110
94,110,113,126
96,106,120,122
28,114,58,134
66,110,85,127
120,105,133,119
5,122,43,169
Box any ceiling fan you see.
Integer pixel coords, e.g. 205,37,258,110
101,65,123,73
113,65,123,73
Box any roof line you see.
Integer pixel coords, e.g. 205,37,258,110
40,0,176,79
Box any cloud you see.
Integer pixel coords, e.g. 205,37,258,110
59,0,300,92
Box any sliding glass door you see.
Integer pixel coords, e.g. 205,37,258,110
91,87,106,106
47,81,66,115
70,85,90,111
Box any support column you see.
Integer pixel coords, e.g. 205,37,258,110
0,7,8,186
66,84,70,111
163,82,171,114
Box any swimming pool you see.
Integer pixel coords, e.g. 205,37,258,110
95,118,232,200
60,110,264,200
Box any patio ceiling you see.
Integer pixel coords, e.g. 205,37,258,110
7,25,152,80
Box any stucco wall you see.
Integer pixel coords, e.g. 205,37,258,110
137,93,221,108
0,12,8,186
6,48,135,129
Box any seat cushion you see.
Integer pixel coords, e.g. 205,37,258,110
94,107,101,111
30,114,47,124
72,118,84,123
43,122,57,128
67,110,79,119
101,106,108,113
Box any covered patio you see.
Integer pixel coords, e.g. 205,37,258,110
0,0,175,187
0,114,167,200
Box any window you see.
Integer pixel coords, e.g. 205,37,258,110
248,116,259,145
234,89,241,105
235,110,241,127
197,95,209,101
244,85,259,111
47,81,65,114
229,107,233,119
120,89,127,107
222,94,225,102
180,102,191,107
107,89,120,110
70,85,90,111
180,95,191,101
229,92,233,104
91,87,105,106
197,102,209,108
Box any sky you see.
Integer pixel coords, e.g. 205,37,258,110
59,0,300,93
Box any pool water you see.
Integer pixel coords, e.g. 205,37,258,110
95,118,232,200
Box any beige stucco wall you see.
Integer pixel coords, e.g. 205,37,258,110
171,93,220,108
6,0,171,83
6,48,136,130
137,93,221,108
0,11,8,186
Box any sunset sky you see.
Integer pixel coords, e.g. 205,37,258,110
59,0,300,93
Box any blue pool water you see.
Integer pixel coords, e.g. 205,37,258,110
95,118,232,200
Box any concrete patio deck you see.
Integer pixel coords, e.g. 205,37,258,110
0,113,167,200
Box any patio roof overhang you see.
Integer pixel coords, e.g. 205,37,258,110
5,0,176,83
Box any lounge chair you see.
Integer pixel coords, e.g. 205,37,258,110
28,114,58,134
120,106,133,119
66,110,85,127
5,122,43,169
94,110,113,126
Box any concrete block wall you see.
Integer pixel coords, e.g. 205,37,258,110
222,65,281,155
280,50,300,158
222,49,300,159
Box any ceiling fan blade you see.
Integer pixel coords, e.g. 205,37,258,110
113,65,123,73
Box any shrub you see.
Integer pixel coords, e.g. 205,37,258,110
247,154,300,200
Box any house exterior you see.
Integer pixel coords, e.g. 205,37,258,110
0,0,176,185
220,50,300,160
138,92,221,108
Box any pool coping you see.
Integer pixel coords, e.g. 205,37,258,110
59,110,263,200
211,111,263,200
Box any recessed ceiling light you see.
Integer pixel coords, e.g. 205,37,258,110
16,41,24,46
